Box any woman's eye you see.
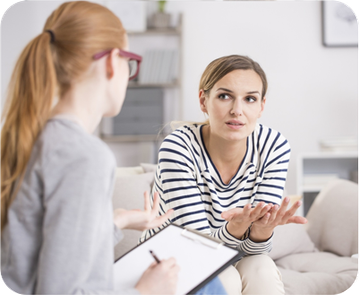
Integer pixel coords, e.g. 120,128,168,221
218,94,231,100
246,96,256,103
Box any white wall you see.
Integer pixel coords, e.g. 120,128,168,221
165,0,358,195
1,1,358,195
1,1,60,109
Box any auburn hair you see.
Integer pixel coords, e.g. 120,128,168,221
1,1,126,231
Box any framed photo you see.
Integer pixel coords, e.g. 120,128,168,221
322,1,358,47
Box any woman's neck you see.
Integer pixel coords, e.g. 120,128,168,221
203,125,247,184
51,80,104,134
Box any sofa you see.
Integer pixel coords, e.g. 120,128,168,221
112,163,358,294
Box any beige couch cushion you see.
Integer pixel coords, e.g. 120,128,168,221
276,252,358,295
305,179,358,257
268,223,317,261
140,162,157,173
278,267,357,295
112,168,155,259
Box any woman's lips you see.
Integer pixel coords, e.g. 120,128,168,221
226,121,245,130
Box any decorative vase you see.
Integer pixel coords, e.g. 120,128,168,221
150,12,171,29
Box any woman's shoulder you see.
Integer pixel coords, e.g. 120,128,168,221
164,123,202,145
159,123,204,164
253,123,290,151
38,118,116,169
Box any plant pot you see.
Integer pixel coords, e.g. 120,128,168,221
150,12,171,29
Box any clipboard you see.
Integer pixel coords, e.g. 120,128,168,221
113,224,242,295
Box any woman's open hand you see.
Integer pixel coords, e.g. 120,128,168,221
221,202,272,224
113,191,173,231
221,202,272,238
250,197,308,242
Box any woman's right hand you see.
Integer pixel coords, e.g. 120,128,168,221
113,191,174,231
135,257,180,295
221,202,273,238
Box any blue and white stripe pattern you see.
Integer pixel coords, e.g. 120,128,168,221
140,123,291,256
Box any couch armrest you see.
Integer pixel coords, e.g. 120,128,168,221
305,179,358,257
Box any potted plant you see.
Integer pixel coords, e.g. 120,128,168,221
150,1,171,29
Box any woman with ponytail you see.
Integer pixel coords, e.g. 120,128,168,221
1,1,180,294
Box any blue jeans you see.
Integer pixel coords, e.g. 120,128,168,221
195,276,227,295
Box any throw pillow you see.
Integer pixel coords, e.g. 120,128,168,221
115,166,144,177
140,162,157,173
140,163,157,189
112,170,156,260
268,223,318,261
305,179,358,257
112,171,155,210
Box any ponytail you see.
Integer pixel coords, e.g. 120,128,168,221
1,31,57,231
1,0,126,232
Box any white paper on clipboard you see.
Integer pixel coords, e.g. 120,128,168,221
113,224,240,295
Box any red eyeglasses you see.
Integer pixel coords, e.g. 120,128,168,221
93,49,142,80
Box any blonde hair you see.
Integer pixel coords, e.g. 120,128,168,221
1,1,126,231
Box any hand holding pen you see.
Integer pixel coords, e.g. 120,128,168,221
149,250,160,264
135,250,179,295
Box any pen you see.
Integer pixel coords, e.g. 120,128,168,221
149,250,161,264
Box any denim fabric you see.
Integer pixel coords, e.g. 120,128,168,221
195,276,227,295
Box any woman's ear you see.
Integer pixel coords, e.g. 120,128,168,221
258,97,266,118
199,89,207,113
105,49,119,79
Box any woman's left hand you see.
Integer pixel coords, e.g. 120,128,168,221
250,197,307,242
113,191,173,231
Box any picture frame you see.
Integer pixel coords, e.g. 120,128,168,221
322,1,358,47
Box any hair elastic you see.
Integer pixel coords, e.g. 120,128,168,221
45,30,55,43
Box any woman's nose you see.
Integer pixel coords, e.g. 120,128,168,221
230,99,243,116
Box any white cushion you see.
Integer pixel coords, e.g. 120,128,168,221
275,252,357,274
140,162,157,173
115,166,144,177
305,179,358,257
278,267,357,295
268,223,317,261
276,252,358,295
112,170,155,260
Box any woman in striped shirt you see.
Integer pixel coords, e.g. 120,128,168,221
140,55,307,294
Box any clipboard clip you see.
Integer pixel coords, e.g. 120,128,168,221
181,228,224,249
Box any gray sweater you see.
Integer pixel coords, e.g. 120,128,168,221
1,117,139,294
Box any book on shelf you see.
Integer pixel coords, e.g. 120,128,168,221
138,49,178,85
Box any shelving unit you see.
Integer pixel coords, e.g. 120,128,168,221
101,134,164,143
127,81,179,89
98,16,182,166
297,152,358,216
127,28,181,36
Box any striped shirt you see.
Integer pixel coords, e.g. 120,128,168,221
140,123,291,256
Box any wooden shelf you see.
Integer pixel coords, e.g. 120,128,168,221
127,81,179,88
298,152,358,159
101,134,165,143
127,28,181,36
